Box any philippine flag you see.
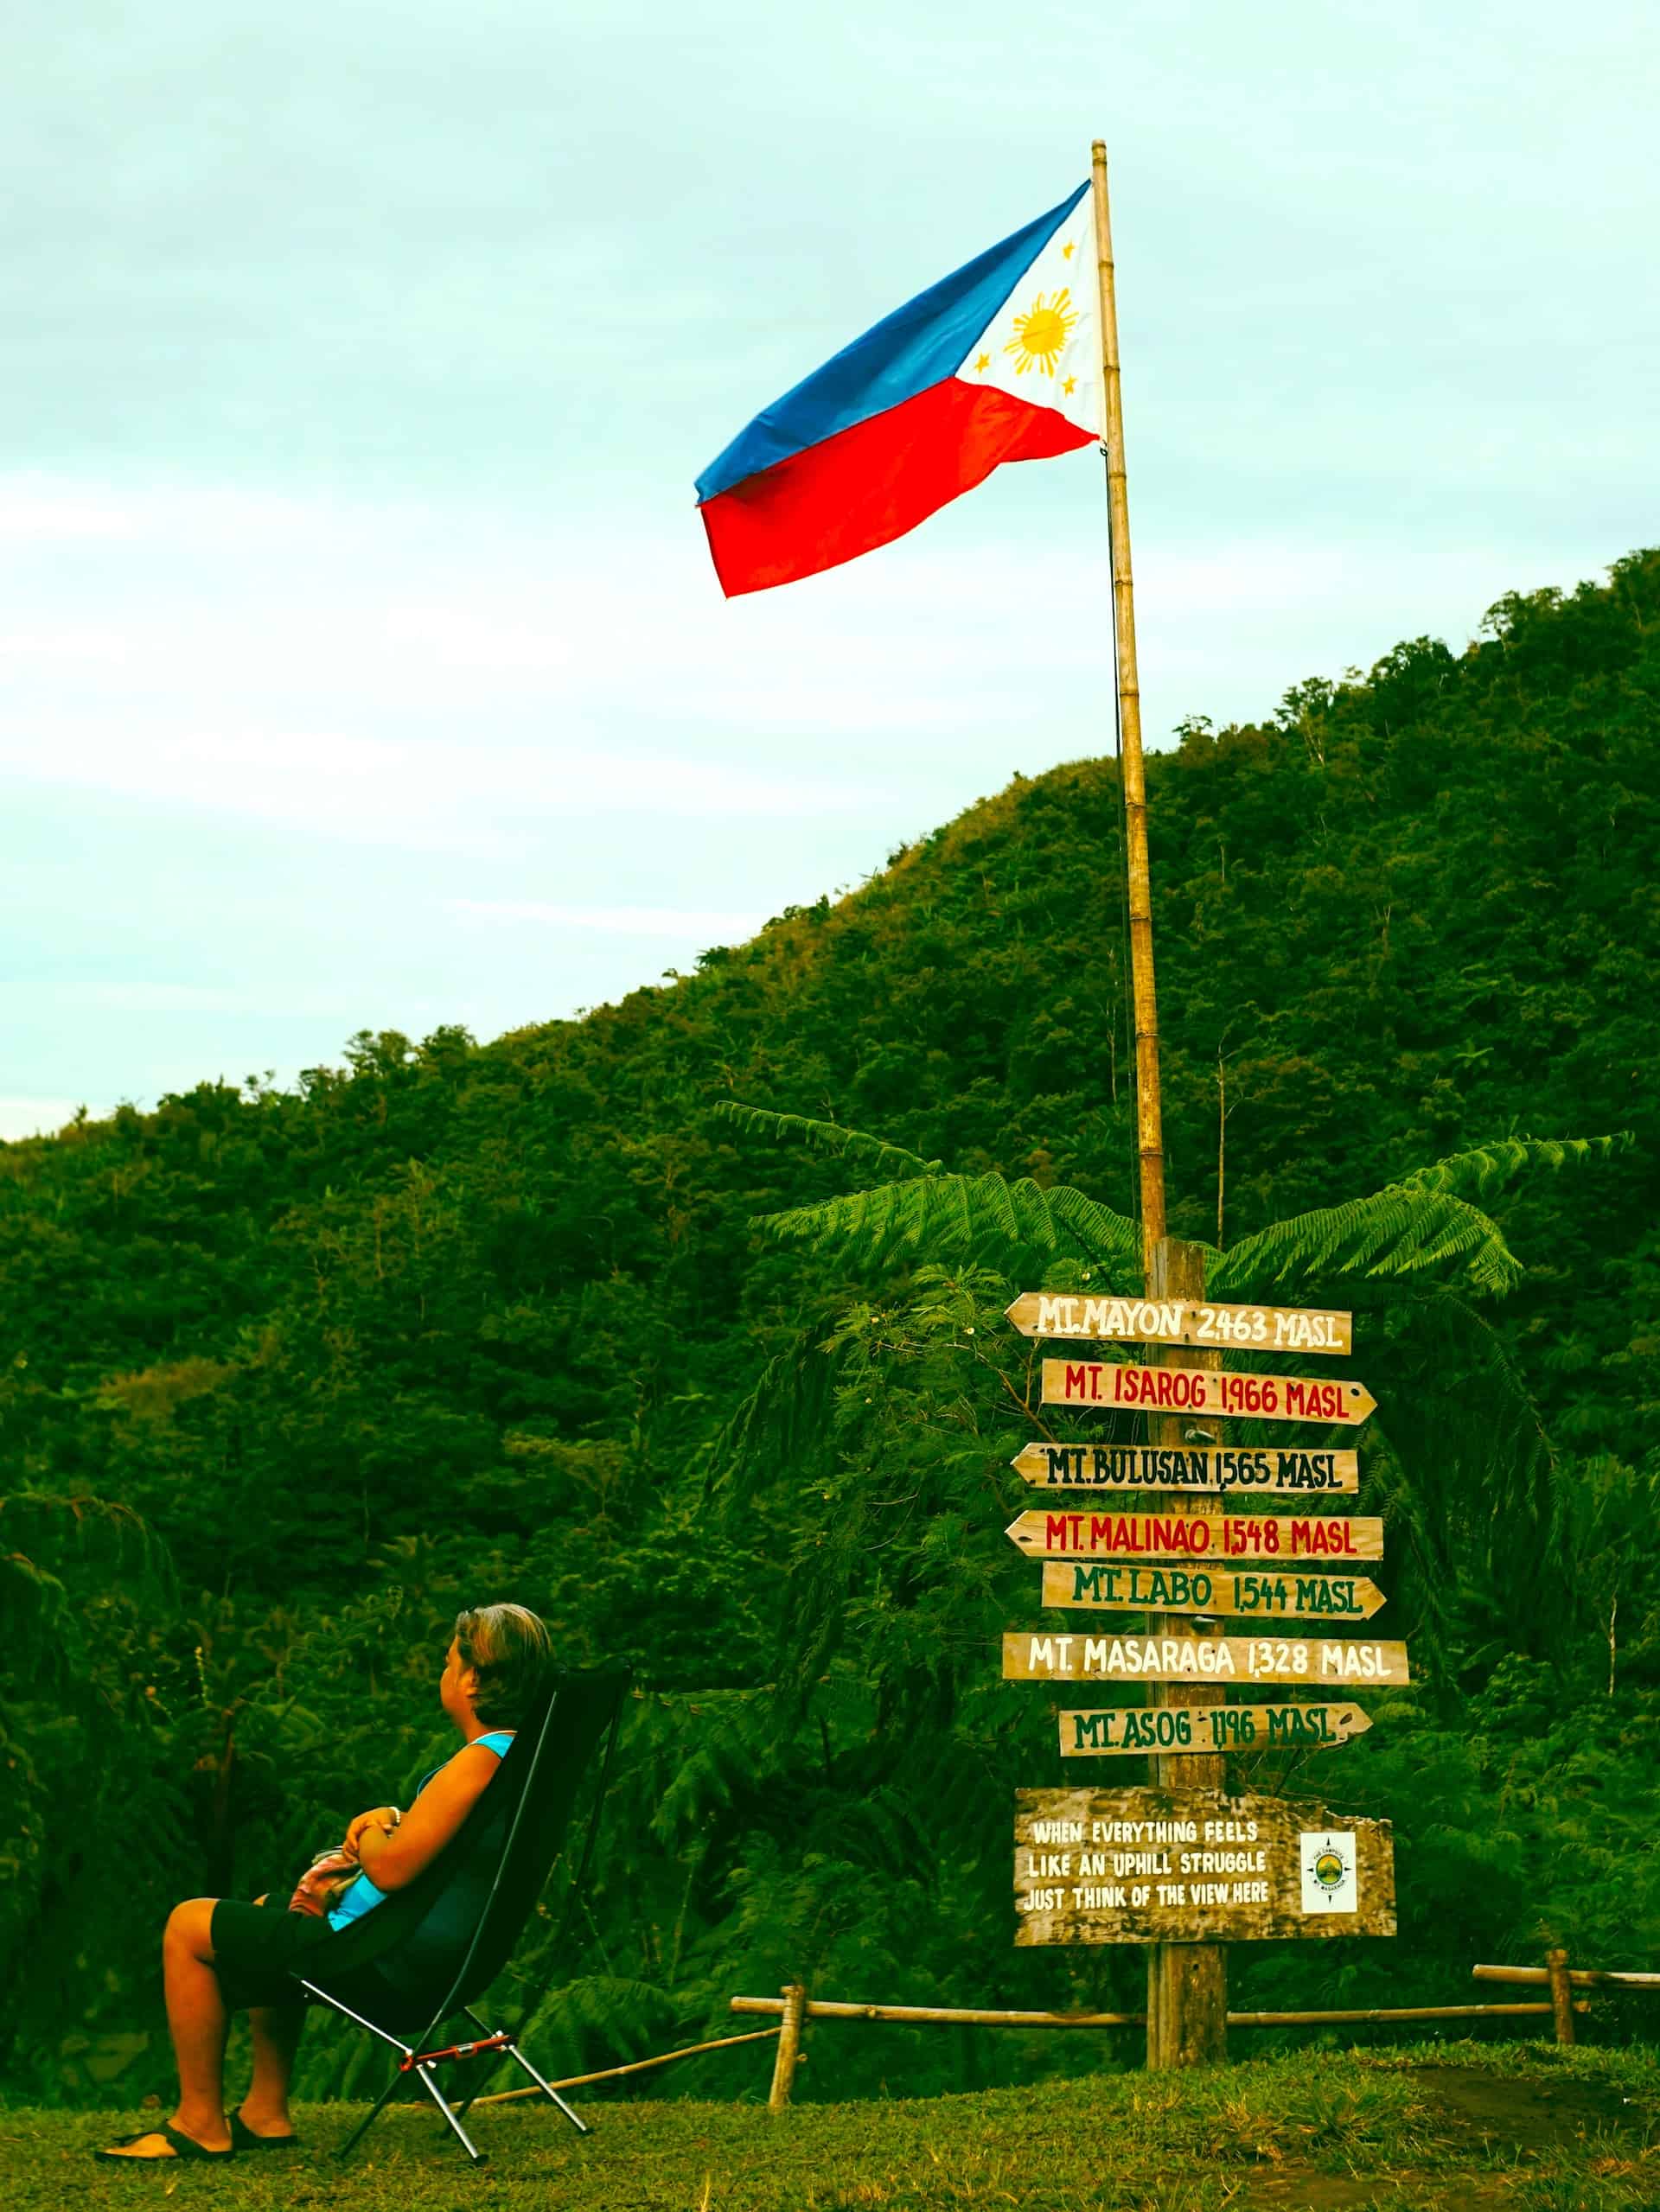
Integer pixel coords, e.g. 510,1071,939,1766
696,183,1101,597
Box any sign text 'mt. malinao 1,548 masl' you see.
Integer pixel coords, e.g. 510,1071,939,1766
1006,1293,1352,1355
1006,1508,1384,1561
1043,1360,1375,1427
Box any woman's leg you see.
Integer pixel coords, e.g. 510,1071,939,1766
163,1897,233,2147
99,1898,232,2158
239,2002,305,2136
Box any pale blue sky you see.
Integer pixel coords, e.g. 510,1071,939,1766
3,1,1656,1135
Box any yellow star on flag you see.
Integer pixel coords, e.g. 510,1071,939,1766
1063,374,1076,394
975,353,990,371
1062,241,1075,258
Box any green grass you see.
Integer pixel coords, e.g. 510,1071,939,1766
8,2043,1657,2212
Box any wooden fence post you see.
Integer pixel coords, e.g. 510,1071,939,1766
768,1984,808,2110
1546,1949,1575,2047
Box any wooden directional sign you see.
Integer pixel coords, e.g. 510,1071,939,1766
1058,1702,1373,1757
1043,1359,1375,1427
1041,1559,1386,1623
1014,1787,1395,1943
1002,1629,1409,1686
1014,1441,1359,1496
1006,1508,1383,1563
1008,1292,1351,1357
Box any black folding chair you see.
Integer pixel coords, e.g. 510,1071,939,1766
291,1667,629,2164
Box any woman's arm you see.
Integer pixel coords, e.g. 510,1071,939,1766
351,1744,502,1892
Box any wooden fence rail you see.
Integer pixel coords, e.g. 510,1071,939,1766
734,1946,1625,2107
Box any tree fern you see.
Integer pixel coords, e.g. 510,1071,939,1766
712,1100,942,1179
754,1172,1140,1278
1209,1185,1525,1298
1397,1132,1631,1204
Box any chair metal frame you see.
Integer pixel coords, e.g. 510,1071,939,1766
302,1986,588,2164
290,1669,627,2165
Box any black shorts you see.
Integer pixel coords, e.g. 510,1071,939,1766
210,1895,342,2012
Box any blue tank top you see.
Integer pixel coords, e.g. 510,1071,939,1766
327,1731,514,1932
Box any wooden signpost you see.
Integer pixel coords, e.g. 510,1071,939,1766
1006,1508,1384,1561
1041,1559,1386,1622
1059,1702,1372,1756
1001,1630,1410,1686
1007,1292,1351,1355
1043,1359,1376,1427
1013,1788,1395,1944
1013,1441,1359,1495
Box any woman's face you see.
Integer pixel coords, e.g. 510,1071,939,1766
439,1635,478,1728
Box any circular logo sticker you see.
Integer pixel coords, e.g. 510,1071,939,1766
1312,1847,1347,1891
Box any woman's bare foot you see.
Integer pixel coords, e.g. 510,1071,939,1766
233,2102,298,2141
95,2120,233,2162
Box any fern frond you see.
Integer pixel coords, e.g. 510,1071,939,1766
1399,1132,1631,1204
753,1173,1140,1278
712,1100,942,1178
712,1327,844,1497
1210,1187,1522,1299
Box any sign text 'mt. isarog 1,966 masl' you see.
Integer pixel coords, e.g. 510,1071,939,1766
1042,1360,1376,1426
1006,1294,1352,1355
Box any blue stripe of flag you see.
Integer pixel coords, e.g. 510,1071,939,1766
694,182,1089,505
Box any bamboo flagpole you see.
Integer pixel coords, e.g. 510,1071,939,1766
1090,137,1228,2070
1090,137,1165,1280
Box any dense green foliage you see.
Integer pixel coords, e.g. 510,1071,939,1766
3,553,1659,2107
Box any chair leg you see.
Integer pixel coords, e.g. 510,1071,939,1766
414,2062,486,2163
459,2004,588,2135
500,2038,589,2135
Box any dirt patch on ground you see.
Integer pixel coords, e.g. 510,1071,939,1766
1408,2061,1652,2155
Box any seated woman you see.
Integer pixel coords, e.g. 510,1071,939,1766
99,1602,552,2164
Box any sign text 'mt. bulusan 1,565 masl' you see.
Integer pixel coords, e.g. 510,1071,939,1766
1012,1442,1359,1495
1006,1293,1352,1355
1013,1788,1395,1944
1043,1360,1375,1426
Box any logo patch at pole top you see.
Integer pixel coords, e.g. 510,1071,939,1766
1299,1831,1358,1914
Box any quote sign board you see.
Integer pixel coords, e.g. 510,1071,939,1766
1007,1293,1351,1357
1041,1559,1385,1622
1013,1787,1395,1944
1043,1360,1375,1427
1001,1629,1409,1687
1006,1508,1383,1563
1058,1701,1373,1757
1014,1442,1359,1496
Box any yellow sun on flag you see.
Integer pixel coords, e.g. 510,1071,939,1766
1005,287,1077,377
